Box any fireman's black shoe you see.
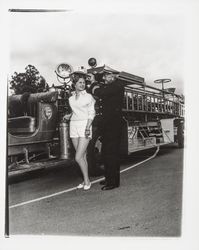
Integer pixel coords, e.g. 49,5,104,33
99,180,107,185
101,185,119,191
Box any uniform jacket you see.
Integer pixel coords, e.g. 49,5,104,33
90,79,124,122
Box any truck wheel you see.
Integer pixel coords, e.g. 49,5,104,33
87,128,104,177
177,122,184,148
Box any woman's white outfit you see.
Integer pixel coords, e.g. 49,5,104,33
69,90,96,138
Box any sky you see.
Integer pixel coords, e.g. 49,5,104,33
8,7,185,94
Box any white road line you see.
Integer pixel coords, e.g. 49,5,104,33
121,146,159,173
9,146,159,209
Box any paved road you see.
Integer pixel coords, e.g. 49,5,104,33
8,145,183,236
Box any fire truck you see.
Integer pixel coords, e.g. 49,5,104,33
7,59,184,176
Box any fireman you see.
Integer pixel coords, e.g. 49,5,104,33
89,70,124,190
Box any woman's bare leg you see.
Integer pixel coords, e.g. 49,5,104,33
71,137,79,151
74,137,90,185
71,138,83,182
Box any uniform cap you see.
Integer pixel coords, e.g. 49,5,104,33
100,65,119,75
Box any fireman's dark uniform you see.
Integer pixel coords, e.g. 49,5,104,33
90,79,124,189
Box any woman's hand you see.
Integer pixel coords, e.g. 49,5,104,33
63,113,71,121
85,128,91,138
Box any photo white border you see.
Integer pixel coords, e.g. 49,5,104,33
0,0,199,249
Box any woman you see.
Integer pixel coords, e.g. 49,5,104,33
64,71,96,190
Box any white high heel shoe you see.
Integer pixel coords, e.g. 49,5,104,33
83,182,91,191
77,183,84,189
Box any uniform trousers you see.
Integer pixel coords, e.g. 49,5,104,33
101,115,123,186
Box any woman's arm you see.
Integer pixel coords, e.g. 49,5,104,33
85,118,93,130
63,112,72,121
87,95,96,120
85,119,93,138
85,95,96,138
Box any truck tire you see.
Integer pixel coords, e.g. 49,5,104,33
87,128,104,177
177,122,184,148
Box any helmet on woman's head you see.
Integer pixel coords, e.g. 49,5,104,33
71,66,88,76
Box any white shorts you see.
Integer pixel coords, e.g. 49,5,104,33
70,120,92,138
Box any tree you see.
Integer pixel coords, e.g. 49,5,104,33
10,65,49,95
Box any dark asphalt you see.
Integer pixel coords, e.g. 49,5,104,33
8,145,183,236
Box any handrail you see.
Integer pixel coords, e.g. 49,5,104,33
124,86,183,104
123,87,184,117
118,75,183,100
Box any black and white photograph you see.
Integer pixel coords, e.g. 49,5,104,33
1,0,199,249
